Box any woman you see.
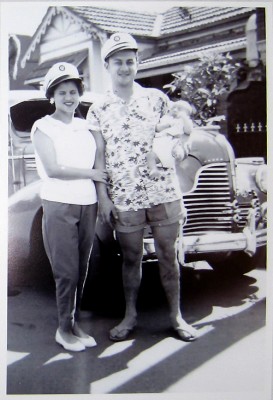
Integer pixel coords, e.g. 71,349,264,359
31,62,108,351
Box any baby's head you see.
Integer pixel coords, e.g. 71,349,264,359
169,100,193,118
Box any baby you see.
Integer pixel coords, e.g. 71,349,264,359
147,100,193,178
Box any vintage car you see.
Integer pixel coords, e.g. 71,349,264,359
8,93,267,300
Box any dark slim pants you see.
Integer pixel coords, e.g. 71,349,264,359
42,200,97,331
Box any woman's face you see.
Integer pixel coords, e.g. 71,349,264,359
53,80,80,114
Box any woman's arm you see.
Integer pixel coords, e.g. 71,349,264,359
32,128,107,183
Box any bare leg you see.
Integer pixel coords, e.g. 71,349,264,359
109,229,144,341
152,222,197,340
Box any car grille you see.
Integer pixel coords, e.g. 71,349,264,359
23,155,37,186
23,155,36,171
236,191,261,229
183,163,233,235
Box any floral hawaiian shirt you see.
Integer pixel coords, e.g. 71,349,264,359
87,83,182,212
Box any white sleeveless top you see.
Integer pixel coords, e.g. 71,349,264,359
31,115,97,205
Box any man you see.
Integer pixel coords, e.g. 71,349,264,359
87,32,197,342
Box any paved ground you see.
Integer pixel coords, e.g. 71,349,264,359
6,263,272,399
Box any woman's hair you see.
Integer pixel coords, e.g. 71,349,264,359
46,78,84,99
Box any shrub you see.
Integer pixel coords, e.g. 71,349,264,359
164,52,241,126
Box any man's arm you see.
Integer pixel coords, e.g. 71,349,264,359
92,130,118,228
155,114,172,133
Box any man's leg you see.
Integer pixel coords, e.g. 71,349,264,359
152,222,197,340
109,228,144,341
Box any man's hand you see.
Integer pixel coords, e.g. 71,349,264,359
99,197,118,229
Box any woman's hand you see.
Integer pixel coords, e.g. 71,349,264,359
90,169,108,183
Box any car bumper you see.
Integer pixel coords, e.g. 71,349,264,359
143,227,266,259
181,228,266,255
143,208,266,262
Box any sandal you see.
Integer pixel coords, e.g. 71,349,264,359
109,326,135,342
175,327,197,342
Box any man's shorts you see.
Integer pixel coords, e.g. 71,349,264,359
114,199,185,233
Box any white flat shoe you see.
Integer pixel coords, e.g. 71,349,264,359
75,335,97,347
55,329,85,352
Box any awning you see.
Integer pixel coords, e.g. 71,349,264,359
24,49,88,87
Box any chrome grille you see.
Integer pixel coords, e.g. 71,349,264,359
23,155,37,186
183,163,233,235
236,191,261,229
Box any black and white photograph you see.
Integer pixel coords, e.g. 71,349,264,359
1,1,272,399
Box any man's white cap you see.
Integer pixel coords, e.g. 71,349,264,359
101,32,138,61
43,62,82,98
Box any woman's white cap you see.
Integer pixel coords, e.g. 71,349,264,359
101,32,138,61
43,62,81,98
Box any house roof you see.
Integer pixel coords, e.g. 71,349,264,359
138,37,247,71
160,6,255,35
67,5,255,37
68,5,158,36
21,5,255,68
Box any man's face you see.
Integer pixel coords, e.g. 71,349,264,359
105,49,138,87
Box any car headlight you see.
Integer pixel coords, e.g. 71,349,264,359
255,164,267,193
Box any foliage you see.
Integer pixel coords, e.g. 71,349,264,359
164,52,242,126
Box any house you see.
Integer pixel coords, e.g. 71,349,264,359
15,5,265,94
9,34,32,90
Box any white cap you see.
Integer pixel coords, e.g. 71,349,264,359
43,62,82,98
101,32,138,61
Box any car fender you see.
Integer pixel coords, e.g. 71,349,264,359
8,180,43,265
176,126,234,193
235,158,266,203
